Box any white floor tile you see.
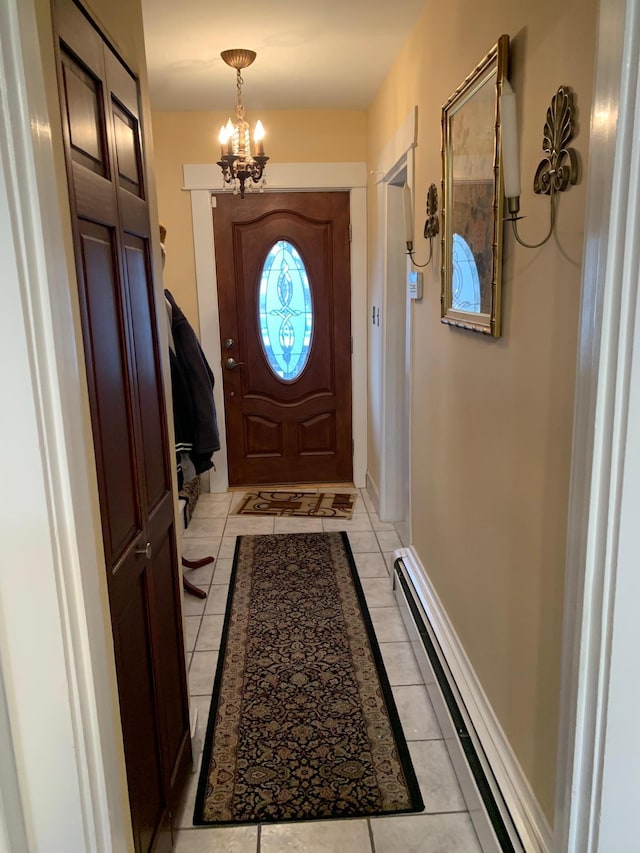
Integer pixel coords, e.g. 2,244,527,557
174,826,258,852
353,552,389,578
392,685,442,740
183,517,227,538
346,531,380,553
218,535,238,559
183,616,201,653
408,740,467,813
323,517,373,532
195,614,225,651
204,585,230,615
261,818,372,853
188,651,218,696
376,530,403,552
371,812,482,853
368,606,410,642
182,560,216,588
182,593,207,617
379,642,424,686
192,501,232,519
369,513,396,532
224,516,275,535
360,577,396,608
189,694,213,752
211,557,233,584
274,517,324,533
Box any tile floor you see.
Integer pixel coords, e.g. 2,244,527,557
175,487,484,853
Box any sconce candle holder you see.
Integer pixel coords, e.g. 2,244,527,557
406,183,439,267
503,85,579,248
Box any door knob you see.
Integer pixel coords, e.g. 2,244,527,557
136,542,152,559
225,357,245,370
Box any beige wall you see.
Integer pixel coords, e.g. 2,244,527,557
367,0,597,823
152,110,366,330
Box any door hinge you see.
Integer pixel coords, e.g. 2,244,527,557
211,195,217,208
349,223,352,242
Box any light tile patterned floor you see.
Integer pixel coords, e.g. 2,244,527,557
175,487,484,853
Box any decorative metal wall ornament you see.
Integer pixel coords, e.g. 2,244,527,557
503,85,579,249
424,184,440,239
217,49,269,198
407,183,440,268
533,87,579,195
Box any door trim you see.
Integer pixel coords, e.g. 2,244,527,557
183,162,367,491
555,0,640,849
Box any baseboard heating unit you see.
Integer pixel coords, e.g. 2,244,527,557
393,553,527,853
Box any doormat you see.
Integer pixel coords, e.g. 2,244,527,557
234,490,356,519
194,532,423,825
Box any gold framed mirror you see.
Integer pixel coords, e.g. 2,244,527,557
441,35,509,337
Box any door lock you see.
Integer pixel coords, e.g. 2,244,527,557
224,338,235,349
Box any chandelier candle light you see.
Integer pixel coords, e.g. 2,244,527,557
217,49,269,198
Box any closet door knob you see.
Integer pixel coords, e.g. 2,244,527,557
136,542,152,559
225,357,245,370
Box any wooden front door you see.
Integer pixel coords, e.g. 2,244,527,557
54,2,190,851
214,192,353,485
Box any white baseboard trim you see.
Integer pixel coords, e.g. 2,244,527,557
397,546,553,853
365,471,380,516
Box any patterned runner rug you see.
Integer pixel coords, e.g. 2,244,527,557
234,490,356,519
194,532,423,825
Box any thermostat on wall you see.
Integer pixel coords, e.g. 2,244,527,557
408,270,423,300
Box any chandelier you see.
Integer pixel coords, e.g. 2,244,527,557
217,49,269,198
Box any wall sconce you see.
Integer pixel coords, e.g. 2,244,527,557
501,84,579,248
405,183,439,267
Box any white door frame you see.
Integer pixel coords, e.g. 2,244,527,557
183,163,368,490
554,0,640,850
379,156,414,529
371,108,417,526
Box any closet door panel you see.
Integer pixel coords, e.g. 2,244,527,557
148,527,190,783
124,236,170,511
113,570,167,853
78,221,141,561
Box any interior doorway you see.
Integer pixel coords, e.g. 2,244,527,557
183,162,368,492
379,163,412,546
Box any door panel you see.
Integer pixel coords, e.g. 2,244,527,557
54,3,190,851
124,237,170,511
78,221,141,561
214,192,353,485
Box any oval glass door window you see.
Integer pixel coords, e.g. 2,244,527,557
258,240,313,381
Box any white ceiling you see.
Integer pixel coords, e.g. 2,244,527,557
141,0,426,111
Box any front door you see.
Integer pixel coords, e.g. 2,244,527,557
214,192,353,485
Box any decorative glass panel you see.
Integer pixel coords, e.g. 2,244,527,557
258,240,313,381
452,233,481,312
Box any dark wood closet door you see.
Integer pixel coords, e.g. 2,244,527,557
53,3,190,851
